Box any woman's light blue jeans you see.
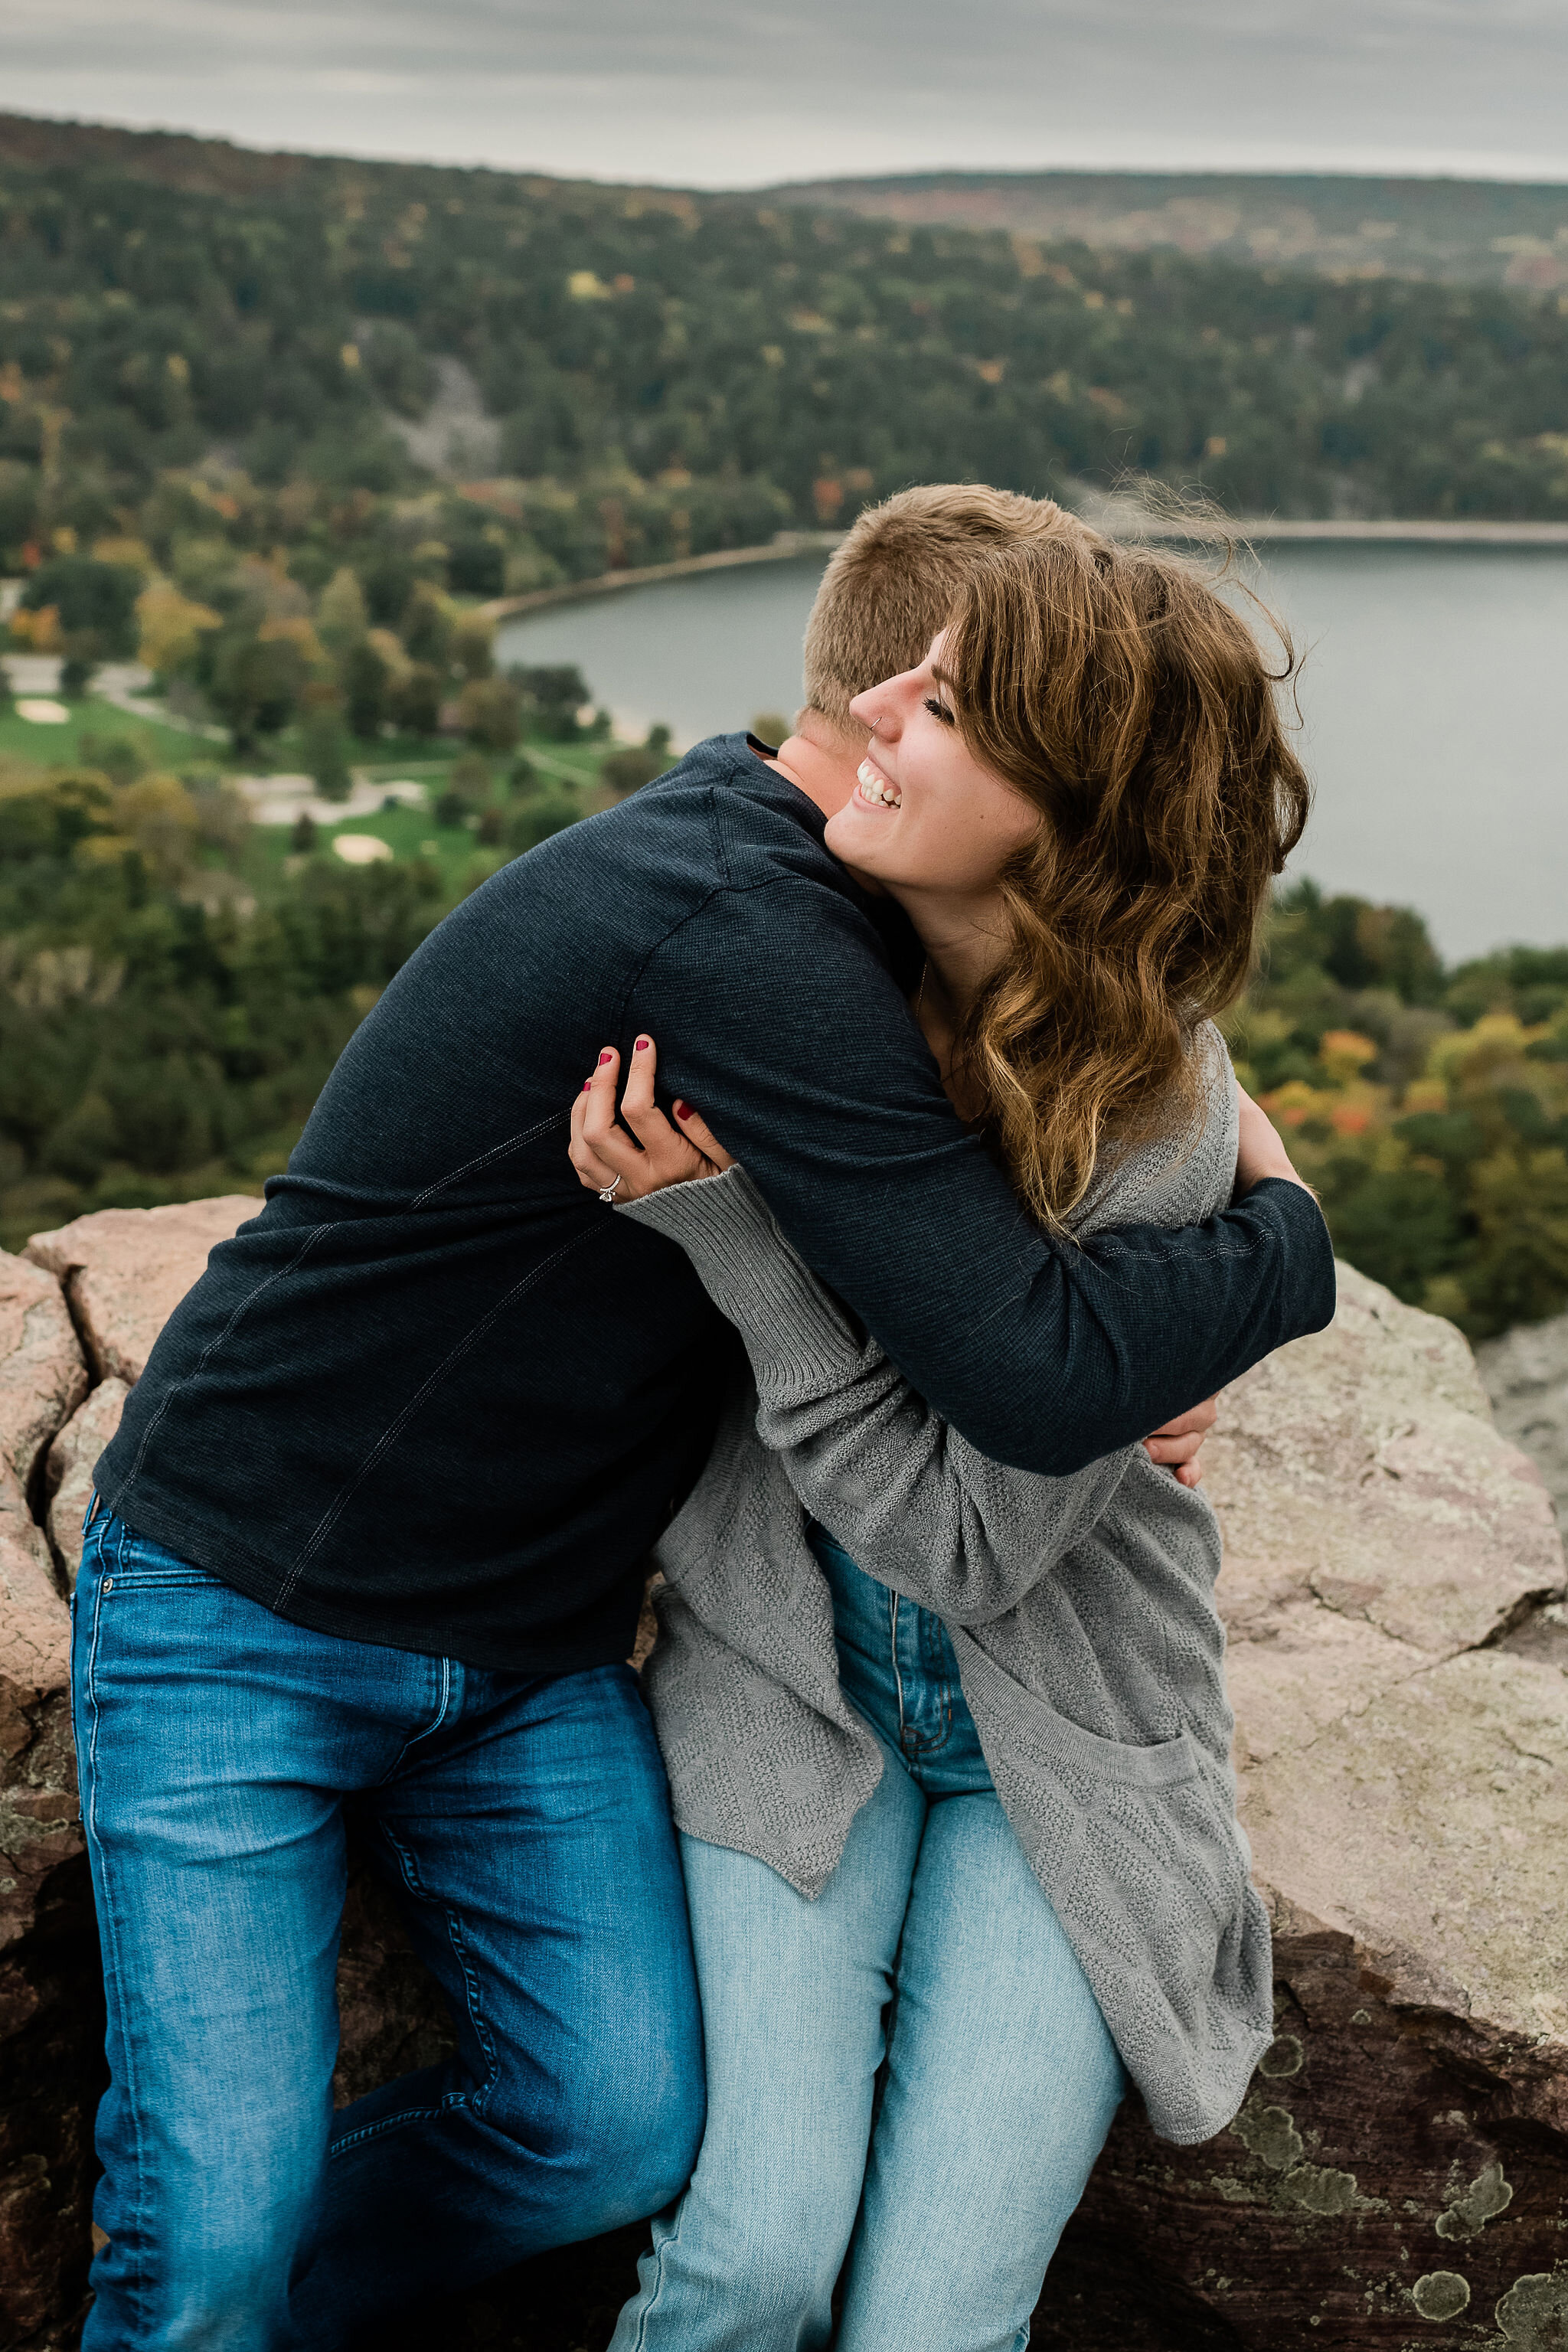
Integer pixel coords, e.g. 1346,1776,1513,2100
611,1530,1126,2352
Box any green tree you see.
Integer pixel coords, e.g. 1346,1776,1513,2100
342,640,389,740
400,586,454,671
450,612,495,681
209,629,309,753
511,665,591,740
41,1091,119,1187
0,462,38,561
361,322,435,418
302,710,353,802
456,675,521,753
599,744,663,795
505,788,581,855
76,731,146,788
317,567,370,653
19,556,142,659
599,720,674,795
388,662,443,739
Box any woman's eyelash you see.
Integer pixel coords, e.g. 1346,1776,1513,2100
923,695,956,726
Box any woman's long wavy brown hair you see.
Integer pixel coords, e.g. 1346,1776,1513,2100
939,525,1310,1229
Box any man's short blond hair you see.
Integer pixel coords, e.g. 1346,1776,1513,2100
802,484,1077,734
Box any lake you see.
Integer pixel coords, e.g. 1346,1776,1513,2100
499,544,1568,965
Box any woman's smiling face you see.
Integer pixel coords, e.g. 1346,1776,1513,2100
825,635,1040,901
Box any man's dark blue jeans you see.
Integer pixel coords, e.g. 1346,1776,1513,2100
70,1509,704,2350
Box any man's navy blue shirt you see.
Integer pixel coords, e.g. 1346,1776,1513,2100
98,736,1335,1671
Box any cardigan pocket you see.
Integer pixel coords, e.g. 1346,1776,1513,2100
952,1625,1203,1793
1017,1728,1252,1966
954,1630,1250,1949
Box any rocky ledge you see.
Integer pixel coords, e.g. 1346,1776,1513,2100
0,1206,1563,2351
1039,1266,1568,2352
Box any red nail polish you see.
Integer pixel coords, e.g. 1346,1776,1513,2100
598,1050,613,1065
583,1080,592,1091
674,1101,691,1120
634,1037,650,1051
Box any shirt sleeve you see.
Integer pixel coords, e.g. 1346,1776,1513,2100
620,1166,1133,1624
629,867,1336,1476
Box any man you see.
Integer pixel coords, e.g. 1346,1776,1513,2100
77,486,1333,2347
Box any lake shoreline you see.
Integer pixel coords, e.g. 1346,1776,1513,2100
481,515,1568,623
494,538,1568,962
479,533,844,622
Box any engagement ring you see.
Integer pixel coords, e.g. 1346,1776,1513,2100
598,1176,623,1203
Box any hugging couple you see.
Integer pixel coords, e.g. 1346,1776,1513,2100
76,485,1333,2350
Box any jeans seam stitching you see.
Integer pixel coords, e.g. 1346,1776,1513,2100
631,2195,686,2346
888,1589,910,1753
377,1819,500,2117
327,2100,454,2158
446,1901,500,2119
381,1656,455,1782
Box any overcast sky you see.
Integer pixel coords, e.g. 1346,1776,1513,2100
4,0,1566,189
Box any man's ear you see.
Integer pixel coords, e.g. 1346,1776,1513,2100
794,708,867,756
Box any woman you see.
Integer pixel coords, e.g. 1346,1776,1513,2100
568,526,1315,2350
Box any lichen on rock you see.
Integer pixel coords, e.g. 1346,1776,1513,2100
1411,2269,1471,2321
1494,2264,1568,2348
1436,2158,1514,2242
1232,2097,1306,2173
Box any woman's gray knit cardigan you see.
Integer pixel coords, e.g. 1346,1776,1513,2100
620,1028,1273,2147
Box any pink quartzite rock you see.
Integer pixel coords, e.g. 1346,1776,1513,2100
0,1252,87,1492
0,1465,73,1962
0,1205,258,2347
0,1455,93,2349
1034,1265,1568,2352
24,1196,261,1385
5,1217,1568,2351
44,1382,129,1589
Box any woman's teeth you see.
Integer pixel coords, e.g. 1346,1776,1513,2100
857,761,901,808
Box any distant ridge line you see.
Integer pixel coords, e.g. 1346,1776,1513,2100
2,113,1566,292
760,167,1568,292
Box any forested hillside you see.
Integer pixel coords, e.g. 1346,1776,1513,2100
0,716,1563,1341
1226,891,1568,1340
2,108,1567,576
0,114,1565,1336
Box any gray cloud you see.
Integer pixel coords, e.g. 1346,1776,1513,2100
2,0,1566,185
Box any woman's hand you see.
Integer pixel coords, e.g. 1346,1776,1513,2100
568,1035,734,1202
1143,1396,1218,1489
